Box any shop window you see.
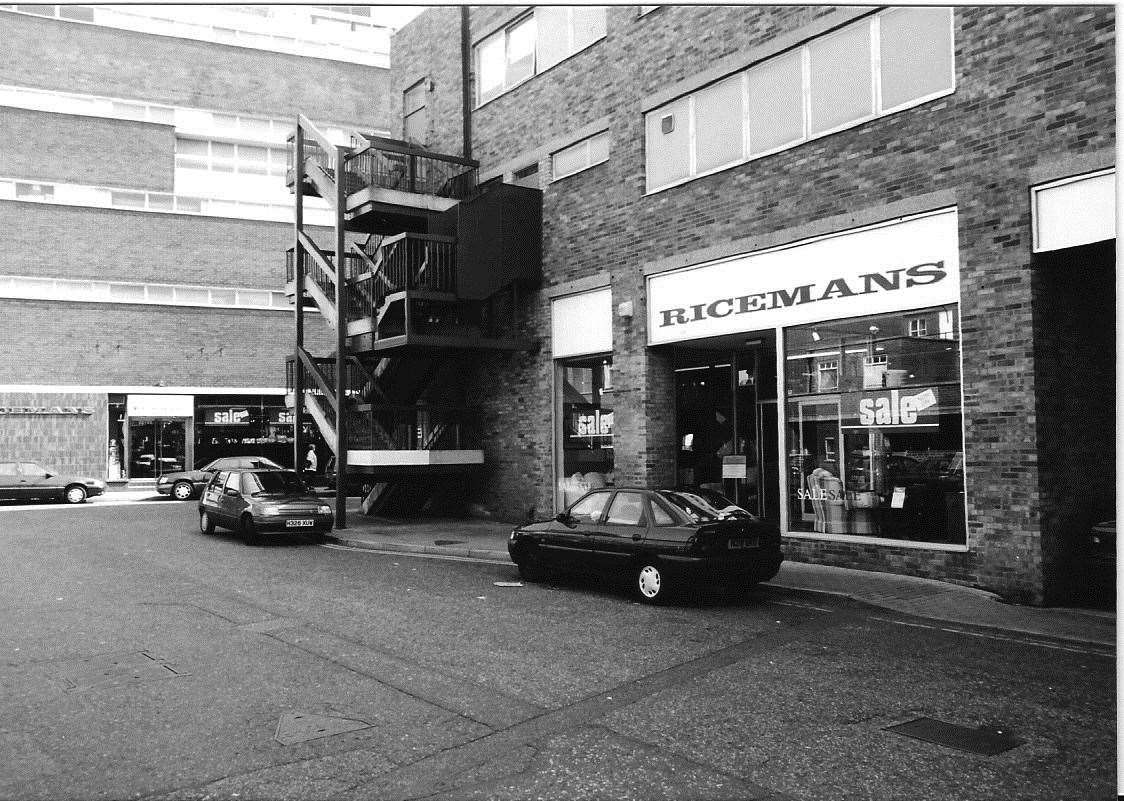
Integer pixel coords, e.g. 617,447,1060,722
784,305,965,545
557,355,614,508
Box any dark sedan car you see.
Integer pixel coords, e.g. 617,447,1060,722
0,461,105,504
198,468,333,545
508,487,783,604
157,455,285,500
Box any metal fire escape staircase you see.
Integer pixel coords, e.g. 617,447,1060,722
284,116,541,524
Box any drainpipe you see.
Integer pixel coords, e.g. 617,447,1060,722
460,6,472,159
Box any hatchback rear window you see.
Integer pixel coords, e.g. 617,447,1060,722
658,491,728,522
243,471,307,496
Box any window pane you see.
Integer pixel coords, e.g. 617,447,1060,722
476,32,505,103
572,6,607,52
404,82,426,115
109,283,145,301
880,7,953,110
587,131,609,165
210,289,236,306
645,95,690,190
212,142,236,159
174,286,210,304
605,492,646,526
404,108,426,143
552,140,588,179
111,191,146,208
506,16,536,87
569,490,610,521
239,145,268,162
809,21,873,135
177,138,209,156
535,6,569,72
748,49,804,155
694,75,744,173
147,193,173,211
237,289,271,307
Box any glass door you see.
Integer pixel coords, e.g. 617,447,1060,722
127,418,187,479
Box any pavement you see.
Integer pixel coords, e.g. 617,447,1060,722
96,486,1116,649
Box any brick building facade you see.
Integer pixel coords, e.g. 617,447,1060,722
0,6,390,483
389,5,1115,603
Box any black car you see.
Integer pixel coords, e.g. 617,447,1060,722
157,455,285,500
197,468,333,545
508,487,783,604
0,461,106,504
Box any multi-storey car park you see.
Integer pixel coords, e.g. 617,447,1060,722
285,5,1115,605
0,5,391,483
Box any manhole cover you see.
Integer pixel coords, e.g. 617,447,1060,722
50,650,183,692
434,539,466,546
885,717,1025,755
275,712,371,745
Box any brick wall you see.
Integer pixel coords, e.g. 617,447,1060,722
390,6,466,152
0,298,335,388
391,5,1115,601
0,11,391,128
0,109,174,190
0,392,108,478
0,201,333,288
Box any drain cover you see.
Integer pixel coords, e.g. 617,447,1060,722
275,712,371,745
434,539,466,546
885,717,1025,755
51,650,182,692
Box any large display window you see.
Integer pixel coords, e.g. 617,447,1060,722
557,355,614,507
784,304,966,544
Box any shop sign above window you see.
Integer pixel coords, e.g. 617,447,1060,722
646,208,960,346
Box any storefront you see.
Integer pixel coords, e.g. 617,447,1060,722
647,207,966,549
551,284,615,509
106,391,299,481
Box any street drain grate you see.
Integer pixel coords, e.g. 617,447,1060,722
434,539,466,546
275,712,372,745
884,717,1025,755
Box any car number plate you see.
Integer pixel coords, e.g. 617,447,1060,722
728,537,759,550
286,519,315,528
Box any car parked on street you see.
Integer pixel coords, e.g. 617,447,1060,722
197,468,333,545
0,461,106,504
157,455,285,500
508,487,783,604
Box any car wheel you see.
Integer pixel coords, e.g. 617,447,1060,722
634,561,669,604
64,485,87,504
240,514,262,546
199,511,215,535
172,481,195,501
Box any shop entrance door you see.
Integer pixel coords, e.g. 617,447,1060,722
127,418,187,479
674,338,779,522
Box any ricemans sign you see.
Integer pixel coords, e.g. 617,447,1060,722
0,406,94,415
646,209,960,345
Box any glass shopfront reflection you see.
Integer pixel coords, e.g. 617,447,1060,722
127,418,187,478
783,304,966,544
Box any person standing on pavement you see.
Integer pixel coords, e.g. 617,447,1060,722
303,444,318,481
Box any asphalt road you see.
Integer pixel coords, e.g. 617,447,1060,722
0,501,1114,801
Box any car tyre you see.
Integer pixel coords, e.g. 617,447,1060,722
240,514,263,546
64,485,87,504
634,560,670,604
199,511,215,535
172,481,195,501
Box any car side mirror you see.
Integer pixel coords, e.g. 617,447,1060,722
555,512,573,525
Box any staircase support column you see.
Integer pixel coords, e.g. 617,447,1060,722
293,119,306,475
334,145,348,528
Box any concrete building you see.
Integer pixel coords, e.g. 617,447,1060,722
292,4,1112,604
0,5,392,482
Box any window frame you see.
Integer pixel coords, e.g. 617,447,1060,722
403,78,428,143
551,130,610,182
474,7,607,107
644,7,955,194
